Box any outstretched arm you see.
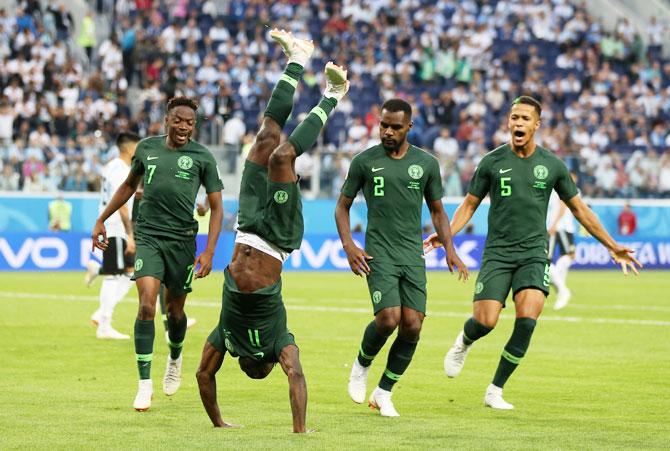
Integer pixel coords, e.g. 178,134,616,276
196,342,237,428
424,193,482,253
278,344,308,433
335,194,372,276
92,171,142,251
194,191,223,279
564,195,642,275
426,198,468,280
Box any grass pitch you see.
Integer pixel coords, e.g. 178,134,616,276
0,270,669,450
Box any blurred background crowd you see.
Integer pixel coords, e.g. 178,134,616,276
0,0,669,198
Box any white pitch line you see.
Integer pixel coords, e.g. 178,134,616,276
1,291,670,327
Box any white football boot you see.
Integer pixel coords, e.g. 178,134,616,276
96,327,130,340
84,260,100,287
323,61,350,102
163,354,183,396
444,331,473,378
553,288,572,310
133,379,153,411
90,309,101,326
368,386,400,417
484,384,514,410
269,28,314,67
347,359,370,404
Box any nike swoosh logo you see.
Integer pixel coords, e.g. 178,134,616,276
371,167,384,172
147,156,159,160
253,352,265,359
499,168,512,174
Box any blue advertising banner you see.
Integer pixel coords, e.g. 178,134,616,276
1,232,669,271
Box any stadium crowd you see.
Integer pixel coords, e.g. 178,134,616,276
0,0,669,198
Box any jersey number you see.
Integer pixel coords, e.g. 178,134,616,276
147,164,157,184
183,264,194,290
500,177,512,197
248,329,261,347
373,176,384,196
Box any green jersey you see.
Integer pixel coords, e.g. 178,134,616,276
130,135,223,240
341,144,443,266
468,144,578,260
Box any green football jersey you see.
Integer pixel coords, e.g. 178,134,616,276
341,144,443,266
130,135,223,240
468,143,578,260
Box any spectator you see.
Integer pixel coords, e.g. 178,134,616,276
48,195,72,231
617,202,637,236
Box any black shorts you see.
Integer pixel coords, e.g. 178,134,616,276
101,236,135,275
548,231,575,259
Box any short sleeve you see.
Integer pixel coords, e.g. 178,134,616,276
341,155,364,198
424,158,444,202
201,152,224,194
554,161,578,201
467,156,491,199
130,141,146,176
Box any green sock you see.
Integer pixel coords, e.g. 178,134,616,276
287,97,337,156
357,321,390,367
492,317,537,388
463,317,493,345
264,62,303,127
159,284,167,330
379,336,418,391
167,315,187,360
134,319,155,380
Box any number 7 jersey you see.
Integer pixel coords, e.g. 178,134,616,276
468,143,578,260
341,144,443,266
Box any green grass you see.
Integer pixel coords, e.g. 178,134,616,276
1,270,669,450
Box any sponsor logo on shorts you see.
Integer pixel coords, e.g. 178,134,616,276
274,190,289,204
408,164,424,179
372,290,382,303
134,259,143,271
475,282,483,294
178,155,193,170
533,165,548,180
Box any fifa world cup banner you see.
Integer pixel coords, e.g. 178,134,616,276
1,232,670,271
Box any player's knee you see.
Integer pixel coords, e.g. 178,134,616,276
137,303,155,320
375,314,400,336
268,143,296,170
256,123,281,150
399,320,422,341
195,366,211,384
477,317,498,329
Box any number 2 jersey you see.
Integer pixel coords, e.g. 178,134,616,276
130,135,223,240
468,143,578,261
341,144,443,266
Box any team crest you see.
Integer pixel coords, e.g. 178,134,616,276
224,337,234,353
134,259,143,272
372,290,382,303
533,165,548,180
408,164,424,179
177,155,193,170
475,282,483,294
274,190,289,204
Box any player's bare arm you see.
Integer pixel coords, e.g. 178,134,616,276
92,171,142,251
118,203,135,255
335,194,372,276
424,193,482,253
426,198,469,281
565,195,642,275
278,344,309,433
196,342,238,428
194,191,223,279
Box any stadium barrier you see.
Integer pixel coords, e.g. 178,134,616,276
1,232,669,271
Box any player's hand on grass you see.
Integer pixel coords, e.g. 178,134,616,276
609,245,642,276
91,220,108,251
194,250,214,279
445,246,469,281
422,232,441,254
125,236,136,255
343,243,372,276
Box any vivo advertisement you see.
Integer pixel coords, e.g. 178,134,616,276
1,232,669,271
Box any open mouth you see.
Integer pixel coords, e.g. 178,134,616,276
513,130,525,138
